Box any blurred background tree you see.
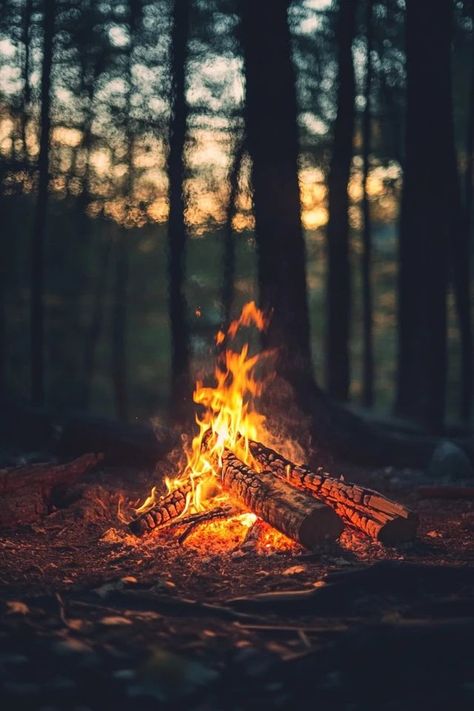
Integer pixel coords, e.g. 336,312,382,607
0,0,472,436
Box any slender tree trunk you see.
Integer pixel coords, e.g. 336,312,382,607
30,0,54,406
111,230,130,420
0,174,6,394
20,0,33,162
396,0,453,432
361,0,374,407
222,135,245,329
325,0,357,401
239,0,313,383
111,0,140,420
82,232,112,409
167,0,191,405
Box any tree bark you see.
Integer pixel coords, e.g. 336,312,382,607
167,0,191,405
30,0,55,406
325,0,357,401
220,449,343,548
361,0,374,407
396,0,453,432
239,0,313,382
248,439,418,544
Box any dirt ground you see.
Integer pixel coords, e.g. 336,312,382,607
1,460,474,710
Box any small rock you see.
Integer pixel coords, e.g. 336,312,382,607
428,441,473,481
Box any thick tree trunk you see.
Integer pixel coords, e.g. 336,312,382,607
220,449,343,548
240,0,313,382
325,0,357,401
222,136,245,330
396,0,453,432
30,0,55,406
167,0,191,405
361,0,374,407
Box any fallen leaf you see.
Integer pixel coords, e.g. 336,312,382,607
6,601,30,615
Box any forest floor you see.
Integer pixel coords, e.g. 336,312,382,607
1,459,474,710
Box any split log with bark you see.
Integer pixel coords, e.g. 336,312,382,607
0,453,102,528
248,440,417,544
220,449,343,549
129,482,192,535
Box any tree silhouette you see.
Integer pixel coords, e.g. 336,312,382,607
325,0,357,401
30,0,55,405
240,0,313,382
396,0,455,432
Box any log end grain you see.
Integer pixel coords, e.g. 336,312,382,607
376,510,419,545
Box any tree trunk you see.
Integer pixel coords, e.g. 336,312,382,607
222,135,245,330
239,0,313,383
82,232,112,409
20,0,33,162
361,0,374,407
111,231,129,420
167,0,191,406
30,0,55,406
325,0,357,401
396,0,453,432
111,0,142,421
455,0,474,421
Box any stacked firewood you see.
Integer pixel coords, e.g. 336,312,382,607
129,438,418,548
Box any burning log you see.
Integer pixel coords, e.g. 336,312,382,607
248,440,418,544
129,482,192,535
220,449,343,549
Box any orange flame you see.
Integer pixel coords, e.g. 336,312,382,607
136,301,270,516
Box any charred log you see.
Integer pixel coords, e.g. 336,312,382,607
129,482,192,536
0,453,102,528
220,449,343,549
248,440,417,544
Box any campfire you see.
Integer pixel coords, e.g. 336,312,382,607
128,303,418,550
